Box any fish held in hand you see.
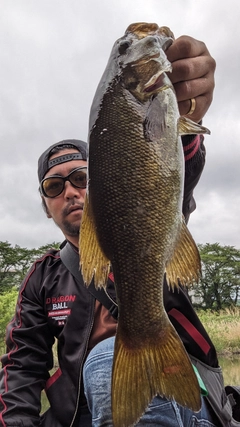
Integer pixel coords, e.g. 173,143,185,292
80,22,210,427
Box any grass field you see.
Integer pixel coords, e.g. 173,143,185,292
1,307,239,357
197,307,240,355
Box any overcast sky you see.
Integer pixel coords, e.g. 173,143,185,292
0,0,240,249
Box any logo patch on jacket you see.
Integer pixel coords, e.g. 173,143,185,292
46,294,76,325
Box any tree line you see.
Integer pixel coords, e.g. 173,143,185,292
0,241,60,353
0,241,240,352
0,241,60,293
192,243,240,310
1,241,240,308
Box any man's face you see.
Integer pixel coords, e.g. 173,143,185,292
43,149,87,242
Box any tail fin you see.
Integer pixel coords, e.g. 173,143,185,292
112,321,201,427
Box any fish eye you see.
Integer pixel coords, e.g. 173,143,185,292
118,41,131,55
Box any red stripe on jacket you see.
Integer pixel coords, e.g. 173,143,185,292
184,135,201,161
168,308,211,355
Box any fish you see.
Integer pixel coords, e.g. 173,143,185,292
79,22,210,427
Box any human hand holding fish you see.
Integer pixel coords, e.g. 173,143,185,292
166,35,216,123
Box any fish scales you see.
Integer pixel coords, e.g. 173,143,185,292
89,87,180,333
80,22,210,427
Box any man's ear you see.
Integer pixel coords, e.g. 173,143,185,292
46,208,52,219
41,197,52,218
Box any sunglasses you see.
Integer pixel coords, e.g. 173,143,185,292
40,166,87,198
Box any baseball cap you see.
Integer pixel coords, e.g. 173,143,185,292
38,139,87,183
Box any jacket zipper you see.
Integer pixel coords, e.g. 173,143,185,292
104,287,117,307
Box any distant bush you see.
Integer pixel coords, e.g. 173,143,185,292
0,288,18,355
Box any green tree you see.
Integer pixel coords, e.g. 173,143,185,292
0,241,60,293
0,241,61,354
0,288,18,354
192,243,240,310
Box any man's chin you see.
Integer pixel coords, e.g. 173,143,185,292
62,220,80,237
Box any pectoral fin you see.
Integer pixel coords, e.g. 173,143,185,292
165,217,201,290
79,193,110,289
178,116,210,136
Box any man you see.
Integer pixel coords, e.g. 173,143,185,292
1,35,238,427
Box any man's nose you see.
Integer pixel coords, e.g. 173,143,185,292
63,181,83,199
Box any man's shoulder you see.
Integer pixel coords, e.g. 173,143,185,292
26,246,63,284
35,246,61,266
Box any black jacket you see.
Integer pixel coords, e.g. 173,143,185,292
0,135,218,427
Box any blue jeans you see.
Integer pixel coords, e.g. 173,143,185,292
83,337,220,427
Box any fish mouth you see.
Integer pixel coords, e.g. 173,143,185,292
144,72,167,93
142,54,172,93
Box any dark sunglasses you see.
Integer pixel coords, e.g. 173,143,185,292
40,166,87,198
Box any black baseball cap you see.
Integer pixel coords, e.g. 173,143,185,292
38,139,87,183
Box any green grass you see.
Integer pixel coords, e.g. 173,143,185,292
197,307,240,355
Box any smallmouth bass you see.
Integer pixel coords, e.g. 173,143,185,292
80,22,210,427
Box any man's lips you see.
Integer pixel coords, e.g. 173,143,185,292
68,206,83,214
64,204,84,216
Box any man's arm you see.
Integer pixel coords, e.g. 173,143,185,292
0,262,54,427
182,134,206,223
